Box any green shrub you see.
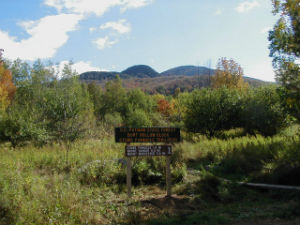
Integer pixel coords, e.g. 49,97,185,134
240,86,288,136
132,158,164,185
184,88,243,137
0,61,96,146
150,112,169,127
77,160,125,186
0,106,49,147
124,108,152,127
132,156,186,185
104,112,123,127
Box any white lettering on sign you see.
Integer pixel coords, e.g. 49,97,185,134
125,145,172,157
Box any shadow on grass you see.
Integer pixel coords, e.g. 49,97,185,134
0,205,15,225
123,190,300,225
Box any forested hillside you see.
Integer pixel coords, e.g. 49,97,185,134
79,64,270,94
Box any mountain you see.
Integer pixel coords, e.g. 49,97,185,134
121,65,160,78
79,65,160,82
161,65,215,76
78,64,270,94
79,71,120,82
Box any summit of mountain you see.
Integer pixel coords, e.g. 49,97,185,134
161,65,215,76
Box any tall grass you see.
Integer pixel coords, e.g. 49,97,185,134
0,138,187,225
177,130,300,184
0,127,299,225
0,138,128,225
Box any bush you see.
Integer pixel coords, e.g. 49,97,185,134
240,86,288,136
0,105,49,147
124,108,152,127
77,160,125,186
104,112,123,127
185,88,242,137
132,155,186,185
184,86,288,137
132,158,164,185
0,61,96,146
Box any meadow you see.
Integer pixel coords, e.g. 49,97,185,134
0,126,299,225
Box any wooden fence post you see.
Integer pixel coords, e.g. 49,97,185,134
166,155,171,197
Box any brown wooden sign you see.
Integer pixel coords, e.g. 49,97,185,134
115,127,180,143
125,145,172,157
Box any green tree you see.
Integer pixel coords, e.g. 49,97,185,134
127,88,155,113
171,92,190,123
125,108,152,127
40,63,95,142
99,76,127,118
87,81,103,120
240,86,288,136
0,60,95,146
9,59,31,85
0,103,48,147
184,88,242,137
269,0,300,122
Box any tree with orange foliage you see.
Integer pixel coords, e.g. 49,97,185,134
0,50,16,112
157,98,174,118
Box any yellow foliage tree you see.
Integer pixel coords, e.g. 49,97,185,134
0,86,9,112
212,57,248,90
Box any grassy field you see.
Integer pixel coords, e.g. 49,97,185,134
0,127,299,225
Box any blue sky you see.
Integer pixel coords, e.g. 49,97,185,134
0,0,278,81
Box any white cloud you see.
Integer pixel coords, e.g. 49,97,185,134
100,19,131,34
89,27,96,32
0,14,83,61
214,8,222,15
60,60,103,73
72,61,104,73
120,0,154,12
43,0,152,52
235,1,260,13
94,36,117,49
53,60,104,78
44,0,65,12
44,0,153,16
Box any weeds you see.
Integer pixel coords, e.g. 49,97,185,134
0,127,299,225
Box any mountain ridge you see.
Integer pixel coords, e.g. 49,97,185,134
79,64,216,81
79,64,271,95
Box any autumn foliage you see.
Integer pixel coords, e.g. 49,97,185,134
0,57,16,111
212,57,248,90
156,98,174,117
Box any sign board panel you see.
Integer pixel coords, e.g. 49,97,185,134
115,127,180,143
125,145,172,157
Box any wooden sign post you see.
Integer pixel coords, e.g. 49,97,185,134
126,155,132,198
115,128,180,199
166,156,171,197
